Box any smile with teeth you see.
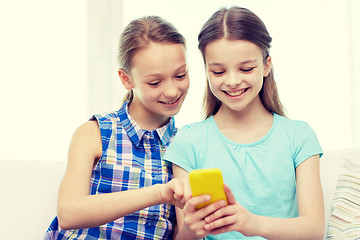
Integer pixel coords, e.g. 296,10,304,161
224,88,248,97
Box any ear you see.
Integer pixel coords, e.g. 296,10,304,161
118,68,133,90
263,56,272,77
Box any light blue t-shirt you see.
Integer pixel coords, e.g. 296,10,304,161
164,114,322,240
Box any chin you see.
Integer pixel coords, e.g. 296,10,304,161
163,109,181,118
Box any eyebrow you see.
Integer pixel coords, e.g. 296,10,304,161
144,64,187,78
208,59,257,66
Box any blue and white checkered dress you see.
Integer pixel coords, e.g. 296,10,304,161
44,101,177,240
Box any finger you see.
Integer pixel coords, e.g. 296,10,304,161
171,179,188,209
210,224,233,235
204,202,233,224
173,179,184,199
223,184,236,205
182,178,192,201
204,215,234,232
200,199,228,219
185,194,211,212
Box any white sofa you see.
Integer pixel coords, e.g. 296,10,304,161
1,147,359,240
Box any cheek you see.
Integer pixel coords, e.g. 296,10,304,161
181,78,190,92
134,87,158,101
208,78,220,96
248,71,264,84
208,76,220,89
174,78,190,94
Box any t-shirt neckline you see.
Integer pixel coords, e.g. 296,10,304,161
209,113,278,147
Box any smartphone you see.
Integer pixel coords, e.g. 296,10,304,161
189,168,228,209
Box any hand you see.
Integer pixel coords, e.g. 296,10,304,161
160,178,191,209
203,184,259,237
181,195,228,239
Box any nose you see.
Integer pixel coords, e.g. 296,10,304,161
225,72,240,88
163,80,178,98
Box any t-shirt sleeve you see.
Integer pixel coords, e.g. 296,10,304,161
293,121,323,167
163,124,199,173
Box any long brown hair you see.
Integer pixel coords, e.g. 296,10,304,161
198,7,286,118
118,16,186,103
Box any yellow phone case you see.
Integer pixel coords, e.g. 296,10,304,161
189,168,228,209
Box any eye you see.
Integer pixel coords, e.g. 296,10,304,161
241,67,255,73
148,81,160,86
212,71,225,76
175,72,187,79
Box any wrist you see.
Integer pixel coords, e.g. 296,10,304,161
253,214,268,237
176,227,201,240
152,183,167,205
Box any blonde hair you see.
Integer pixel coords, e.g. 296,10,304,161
198,7,286,118
118,16,186,103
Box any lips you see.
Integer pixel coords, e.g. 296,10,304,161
159,95,181,105
223,88,248,97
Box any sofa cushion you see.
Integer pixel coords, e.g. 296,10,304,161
0,160,66,240
325,156,360,239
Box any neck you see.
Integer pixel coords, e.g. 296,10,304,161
213,98,273,144
214,97,272,131
128,102,170,130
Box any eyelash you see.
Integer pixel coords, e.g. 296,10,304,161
175,72,187,79
213,71,225,76
148,81,160,86
147,72,187,86
241,67,255,72
212,67,255,76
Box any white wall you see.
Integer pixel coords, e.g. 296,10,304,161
1,0,359,162
87,0,124,115
349,0,360,147
0,0,88,162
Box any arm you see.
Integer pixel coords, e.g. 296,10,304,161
172,164,227,240
57,121,187,230
204,155,325,240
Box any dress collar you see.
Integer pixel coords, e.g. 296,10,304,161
117,101,177,147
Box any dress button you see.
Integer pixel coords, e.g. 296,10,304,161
151,172,156,178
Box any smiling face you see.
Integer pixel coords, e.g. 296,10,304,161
205,38,271,114
120,42,189,126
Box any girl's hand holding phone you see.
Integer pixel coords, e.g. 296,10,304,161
175,168,228,239
181,193,228,239
203,184,259,237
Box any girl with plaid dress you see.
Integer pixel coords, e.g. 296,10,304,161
45,15,190,240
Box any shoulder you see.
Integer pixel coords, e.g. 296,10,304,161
75,120,100,136
274,114,313,134
274,114,322,162
90,111,124,136
177,118,213,133
175,118,213,139
71,121,102,159
90,111,119,125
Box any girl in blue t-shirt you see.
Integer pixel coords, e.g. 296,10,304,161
44,16,190,240
164,6,324,240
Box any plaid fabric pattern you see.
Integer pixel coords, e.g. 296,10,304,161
44,101,177,240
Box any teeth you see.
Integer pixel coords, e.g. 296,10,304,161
226,89,246,96
163,98,178,104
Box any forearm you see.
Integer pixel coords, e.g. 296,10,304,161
58,184,164,230
256,215,324,240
